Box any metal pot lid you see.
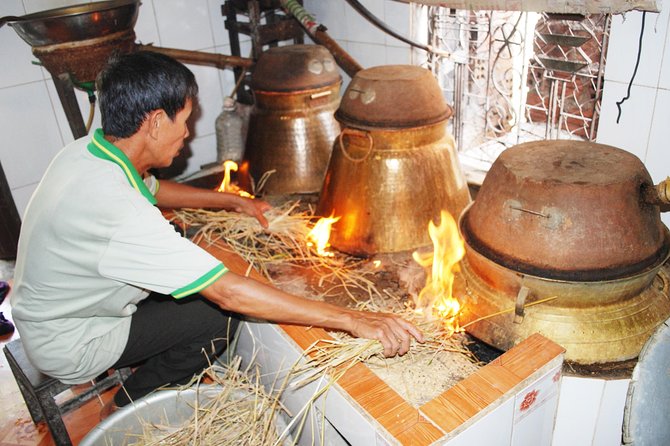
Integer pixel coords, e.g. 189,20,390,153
7,0,140,47
623,317,670,445
463,140,668,280
335,65,452,130
250,44,341,92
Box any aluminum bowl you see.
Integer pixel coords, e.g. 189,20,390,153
7,0,140,47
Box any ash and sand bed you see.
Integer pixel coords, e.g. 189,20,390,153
267,253,494,407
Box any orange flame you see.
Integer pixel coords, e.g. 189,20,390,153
217,160,253,198
307,216,340,257
412,210,465,334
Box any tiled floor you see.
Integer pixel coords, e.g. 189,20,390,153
0,260,115,446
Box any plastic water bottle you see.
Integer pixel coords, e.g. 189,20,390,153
215,97,245,163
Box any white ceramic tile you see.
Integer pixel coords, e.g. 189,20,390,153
0,11,46,88
320,382,389,446
181,133,217,177
384,0,411,48
645,87,670,230
605,10,669,88
658,19,670,89
596,80,655,161
442,399,515,446
44,77,99,145
552,376,606,446
593,379,630,446
343,0,387,46
0,0,23,16
186,62,224,139
206,0,228,47
646,88,670,182
386,44,411,65
214,50,238,101
153,0,214,50
21,0,84,14
346,42,388,70
10,182,38,219
305,0,349,41
134,0,160,46
0,82,64,189
511,366,562,446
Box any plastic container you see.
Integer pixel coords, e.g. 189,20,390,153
215,97,246,163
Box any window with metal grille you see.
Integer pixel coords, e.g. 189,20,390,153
412,7,611,183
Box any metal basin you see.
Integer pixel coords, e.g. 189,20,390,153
463,140,669,281
80,385,291,445
6,0,140,47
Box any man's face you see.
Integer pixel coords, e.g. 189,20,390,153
154,98,193,167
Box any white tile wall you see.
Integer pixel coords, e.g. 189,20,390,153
646,89,670,185
511,366,561,446
383,0,411,48
441,399,515,446
0,82,64,189
597,80,656,161
343,0,387,46
597,8,670,228
153,0,214,50
593,379,629,446
552,376,606,446
604,9,669,88
22,0,86,15
306,0,349,41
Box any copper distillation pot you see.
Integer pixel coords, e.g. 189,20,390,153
316,65,472,256
456,140,670,364
241,44,342,195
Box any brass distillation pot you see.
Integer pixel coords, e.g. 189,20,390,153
317,65,472,256
242,45,342,195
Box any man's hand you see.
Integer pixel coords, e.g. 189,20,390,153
231,196,272,228
348,311,424,357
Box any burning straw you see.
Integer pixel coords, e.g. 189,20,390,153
291,298,478,390
172,201,383,302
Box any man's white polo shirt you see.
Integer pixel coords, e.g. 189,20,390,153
11,129,228,383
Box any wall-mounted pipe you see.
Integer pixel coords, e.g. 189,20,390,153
136,44,254,70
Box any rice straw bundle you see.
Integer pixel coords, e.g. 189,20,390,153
125,357,289,446
172,202,383,301
291,301,478,389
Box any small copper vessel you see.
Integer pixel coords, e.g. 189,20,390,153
242,45,342,195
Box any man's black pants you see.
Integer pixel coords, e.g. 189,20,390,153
111,292,239,406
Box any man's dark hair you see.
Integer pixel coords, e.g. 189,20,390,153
96,51,199,138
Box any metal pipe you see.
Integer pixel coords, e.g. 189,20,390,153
136,44,254,70
279,0,362,78
342,0,432,52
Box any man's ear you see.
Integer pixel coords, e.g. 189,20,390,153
146,109,166,139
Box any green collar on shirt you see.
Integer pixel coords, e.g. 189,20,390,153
87,128,157,205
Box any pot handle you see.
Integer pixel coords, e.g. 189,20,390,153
0,16,21,28
642,177,670,208
338,128,374,163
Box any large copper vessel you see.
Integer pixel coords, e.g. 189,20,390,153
457,140,670,364
317,65,471,256
242,45,342,195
